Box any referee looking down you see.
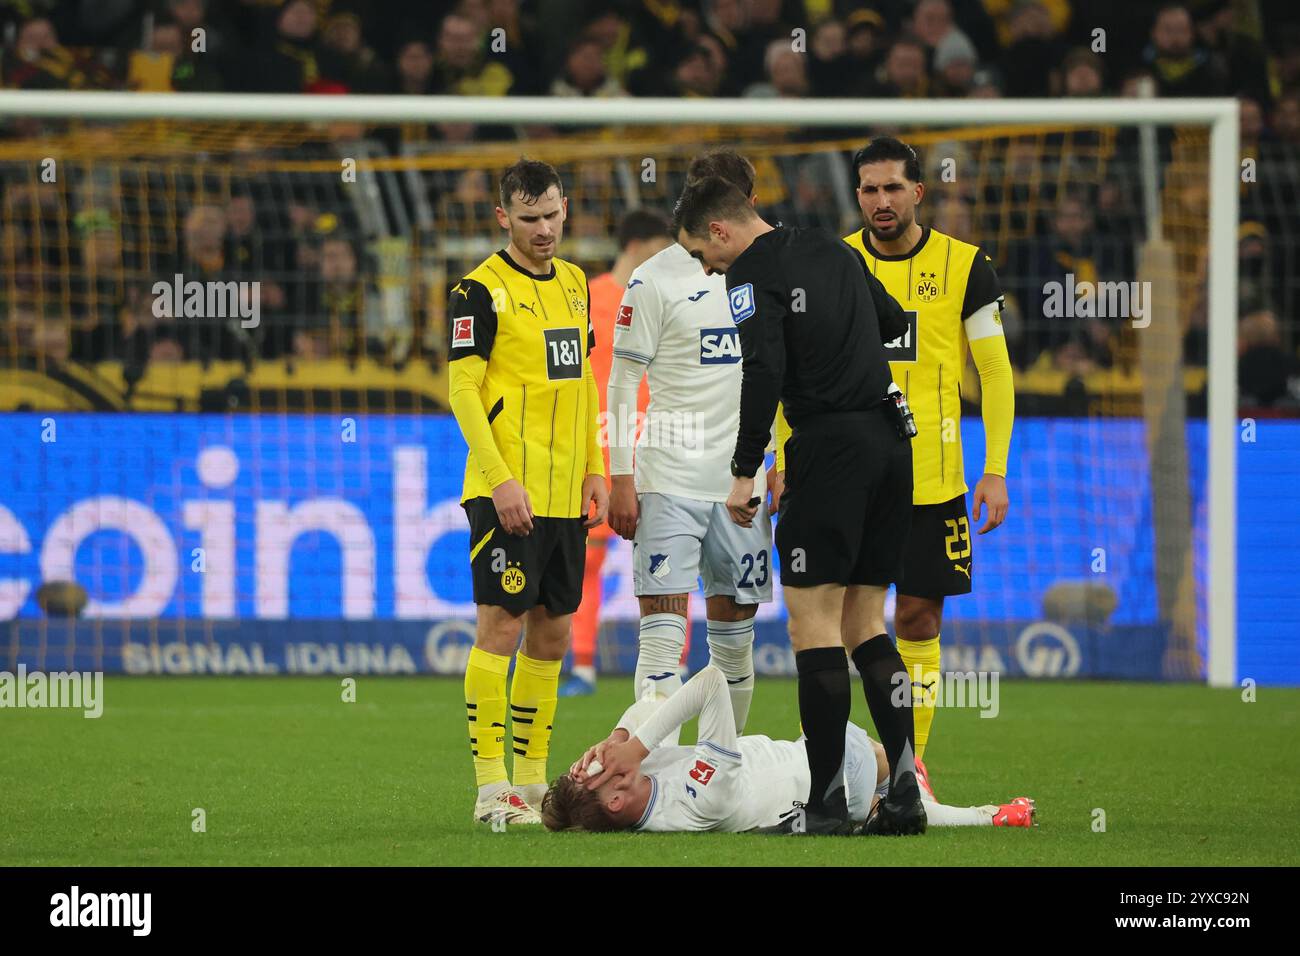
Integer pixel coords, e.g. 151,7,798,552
672,176,925,836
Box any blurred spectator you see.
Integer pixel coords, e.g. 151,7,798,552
128,14,223,92
1060,48,1105,97
551,36,627,97
1194,0,1270,104
807,17,847,98
166,0,227,57
730,0,791,93
999,1,1066,98
933,30,979,96
318,11,390,93
171,203,250,363
873,36,929,97
119,282,186,379
1240,96,1265,153
240,0,323,93
744,38,809,98
1142,3,1227,97
392,39,435,95
294,234,386,362
1238,308,1299,407
1008,192,1125,367
1272,91,1300,146
583,8,649,91
670,40,726,97
911,0,976,60
1237,221,1279,315
435,12,515,96
2,17,106,89
843,8,887,89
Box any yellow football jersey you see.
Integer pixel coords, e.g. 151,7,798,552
843,225,1005,504
447,250,598,518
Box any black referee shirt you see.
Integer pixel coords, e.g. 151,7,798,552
726,226,909,477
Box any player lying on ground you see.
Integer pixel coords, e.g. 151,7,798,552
540,665,1034,833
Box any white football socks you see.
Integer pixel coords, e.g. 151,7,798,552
706,618,756,733
635,613,687,744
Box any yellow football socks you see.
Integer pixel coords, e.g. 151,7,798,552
899,634,941,760
465,646,511,789
509,652,562,787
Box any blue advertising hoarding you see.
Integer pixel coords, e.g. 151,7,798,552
1,413,1296,683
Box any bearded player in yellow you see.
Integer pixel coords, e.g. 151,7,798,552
448,159,608,824
842,137,1014,788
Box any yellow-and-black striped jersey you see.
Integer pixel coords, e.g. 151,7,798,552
843,225,1004,504
448,249,596,517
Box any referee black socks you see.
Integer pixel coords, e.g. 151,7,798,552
795,647,851,816
851,635,921,804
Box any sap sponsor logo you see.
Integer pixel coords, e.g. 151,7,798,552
50,886,151,936
1015,622,1081,678
699,327,741,364
424,619,476,674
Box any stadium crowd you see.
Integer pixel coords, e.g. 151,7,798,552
1,0,1298,407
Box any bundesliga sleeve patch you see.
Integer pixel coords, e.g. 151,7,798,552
688,759,717,787
728,283,755,324
615,304,633,330
452,315,474,348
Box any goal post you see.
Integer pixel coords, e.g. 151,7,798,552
0,91,1239,686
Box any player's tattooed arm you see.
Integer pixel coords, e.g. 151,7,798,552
641,594,689,616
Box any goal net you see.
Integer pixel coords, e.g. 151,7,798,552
0,93,1238,685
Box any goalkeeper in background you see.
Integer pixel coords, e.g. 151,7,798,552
448,159,608,825
841,137,1015,777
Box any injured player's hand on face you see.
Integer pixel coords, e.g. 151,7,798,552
539,665,1038,835
541,764,651,833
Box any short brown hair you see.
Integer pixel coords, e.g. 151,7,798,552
671,175,756,238
685,148,756,198
499,158,564,210
540,774,622,832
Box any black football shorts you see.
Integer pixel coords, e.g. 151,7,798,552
775,407,913,588
464,497,587,615
897,493,974,599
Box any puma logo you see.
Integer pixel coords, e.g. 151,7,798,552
953,561,971,580
452,282,469,298
518,302,537,315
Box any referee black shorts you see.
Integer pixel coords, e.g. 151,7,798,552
464,497,587,615
775,406,913,588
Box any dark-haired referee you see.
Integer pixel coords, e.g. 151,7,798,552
673,176,925,836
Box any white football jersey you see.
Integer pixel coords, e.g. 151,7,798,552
612,243,766,503
633,735,810,833
616,666,807,833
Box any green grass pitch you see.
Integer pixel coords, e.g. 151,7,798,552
4,676,1297,866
